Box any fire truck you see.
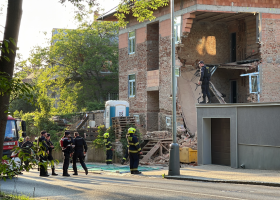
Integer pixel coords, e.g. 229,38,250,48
3,115,26,158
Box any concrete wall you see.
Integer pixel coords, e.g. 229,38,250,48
197,102,280,170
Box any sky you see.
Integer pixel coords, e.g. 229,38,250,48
0,0,120,61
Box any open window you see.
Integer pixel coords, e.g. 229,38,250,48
240,72,260,94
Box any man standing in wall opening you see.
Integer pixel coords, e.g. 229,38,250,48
198,61,211,103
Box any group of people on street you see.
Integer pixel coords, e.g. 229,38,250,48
61,131,88,177
18,126,143,177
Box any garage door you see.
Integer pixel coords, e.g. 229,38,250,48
211,118,230,166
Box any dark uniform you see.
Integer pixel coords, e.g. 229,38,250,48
73,136,88,175
104,138,113,164
21,140,33,167
200,65,211,103
128,134,142,174
46,137,58,175
62,134,73,176
121,145,129,165
38,135,49,176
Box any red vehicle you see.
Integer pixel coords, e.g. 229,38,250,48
3,115,26,158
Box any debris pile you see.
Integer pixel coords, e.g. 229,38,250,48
142,131,171,140
139,128,197,165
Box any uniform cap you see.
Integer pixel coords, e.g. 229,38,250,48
47,133,50,137
198,61,204,64
64,131,70,136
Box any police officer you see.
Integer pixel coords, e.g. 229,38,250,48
121,144,129,165
198,61,211,103
46,133,58,176
127,127,142,174
62,131,73,177
103,132,113,164
73,132,88,175
21,136,33,168
38,131,49,177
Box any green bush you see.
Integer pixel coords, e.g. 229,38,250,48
85,101,105,111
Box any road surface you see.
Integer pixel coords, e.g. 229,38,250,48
1,170,280,200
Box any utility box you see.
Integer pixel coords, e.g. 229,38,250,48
179,147,197,163
105,100,129,128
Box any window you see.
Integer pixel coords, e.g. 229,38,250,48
174,16,181,44
175,67,180,77
128,31,135,54
129,74,136,97
166,117,171,128
240,72,260,94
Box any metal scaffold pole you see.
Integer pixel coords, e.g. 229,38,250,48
168,0,180,176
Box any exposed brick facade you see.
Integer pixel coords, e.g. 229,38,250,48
116,0,280,133
260,14,280,102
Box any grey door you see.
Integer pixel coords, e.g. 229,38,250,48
211,118,230,166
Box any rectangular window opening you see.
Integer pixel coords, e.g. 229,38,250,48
129,74,136,97
128,31,136,54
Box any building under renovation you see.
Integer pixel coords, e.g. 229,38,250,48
99,0,280,169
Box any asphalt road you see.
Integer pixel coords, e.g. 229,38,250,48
1,170,280,200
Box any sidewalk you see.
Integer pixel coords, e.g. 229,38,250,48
56,162,280,187
144,164,280,187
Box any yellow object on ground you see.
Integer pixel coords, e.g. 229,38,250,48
179,147,197,163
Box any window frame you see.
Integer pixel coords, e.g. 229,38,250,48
240,72,260,94
128,31,136,54
174,16,181,44
128,74,136,98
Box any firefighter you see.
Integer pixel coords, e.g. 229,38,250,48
46,133,58,176
103,132,113,164
18,137,24,148
21,136,33,168
198,60,211,103
62,131,73,176
38,131,49,177
73,132,88,175
121,144,129,165
127,127,142,174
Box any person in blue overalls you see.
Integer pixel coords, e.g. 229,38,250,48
127,127,142,174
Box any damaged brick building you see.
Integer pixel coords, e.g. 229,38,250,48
99,0,280,136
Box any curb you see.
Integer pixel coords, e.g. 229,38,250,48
164,175,280,187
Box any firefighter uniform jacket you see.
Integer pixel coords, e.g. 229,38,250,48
128,134,141,154
104,138,112,150
199,65,211,81
38,136,49,152
62,137,73,154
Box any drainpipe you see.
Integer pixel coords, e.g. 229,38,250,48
168,0,180,176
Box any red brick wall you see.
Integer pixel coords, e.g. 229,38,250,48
197,0,280,8
260,14,280,102
147,23,159,71
159,19,171,38
136,27,146,44
119,33,128,49
246,16,258,59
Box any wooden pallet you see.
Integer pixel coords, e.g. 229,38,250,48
111,116,136,139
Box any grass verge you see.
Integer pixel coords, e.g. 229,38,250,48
0,191,33,200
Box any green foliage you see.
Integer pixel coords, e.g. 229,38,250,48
0,146,58,181
0,38,16,62
92,125,107,149
115,0,169,27
0,191,33,200
0,72,36,107
84,101,105,111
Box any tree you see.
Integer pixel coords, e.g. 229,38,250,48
39,21,119,113
0,0,23,157
115,0,169,27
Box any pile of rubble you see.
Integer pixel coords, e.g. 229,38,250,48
140,128,197,165
142,131,172,140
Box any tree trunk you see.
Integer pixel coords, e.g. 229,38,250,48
0,0,23,158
